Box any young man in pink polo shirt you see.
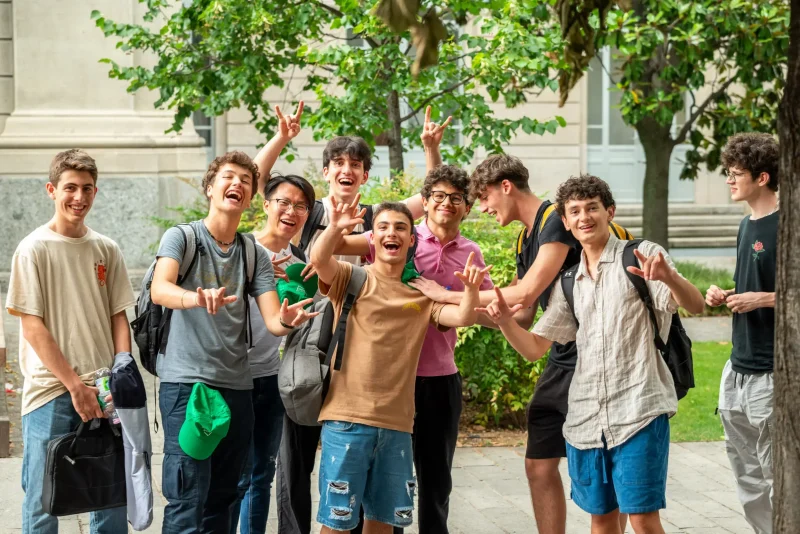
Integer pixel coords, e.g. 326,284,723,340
335,164,493,533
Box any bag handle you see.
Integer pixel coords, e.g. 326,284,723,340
64,419,118,464
324,265,368,371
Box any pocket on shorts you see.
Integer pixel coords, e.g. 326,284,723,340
566,447,593,487
620,417,669,486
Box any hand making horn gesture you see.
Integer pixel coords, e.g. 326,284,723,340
279,298,319,328
271,254,292,282
420,105,453,150
196,287,238,315
330,193,367,236
275,100,304,141
454,251,492,291
476,287,523,326
626,249,675,283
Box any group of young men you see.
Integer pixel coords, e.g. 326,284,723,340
6,95,779,534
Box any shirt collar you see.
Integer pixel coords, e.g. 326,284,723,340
577,233,620,279
418,219,461,247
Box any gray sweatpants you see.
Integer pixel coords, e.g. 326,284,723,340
718,359,774,534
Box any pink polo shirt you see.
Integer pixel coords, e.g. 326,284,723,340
365,220,493,377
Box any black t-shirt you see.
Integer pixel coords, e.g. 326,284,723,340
516,201,580,369
730,212,778,374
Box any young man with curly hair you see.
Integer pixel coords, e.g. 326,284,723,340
478,174,704,534
705,133,779,534
150,151,316,533
334,164,493,533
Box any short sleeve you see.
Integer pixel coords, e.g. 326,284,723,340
5,245,44,317
532,277,578,344
538,209,578,248
249,242,277,298
638,240,680,314
363,232,376,264
106,243,136,315
156,226,187,264
319,261,353,307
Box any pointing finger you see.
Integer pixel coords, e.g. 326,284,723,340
272,255,292,265
289,298,314,310
436,116,453,132
275,105,285,122
627,266,645,278
463,251,474,272
424,105,431,126
294,100,304,120
222,295,238,305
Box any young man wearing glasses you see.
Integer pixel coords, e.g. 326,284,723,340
706,133,779,534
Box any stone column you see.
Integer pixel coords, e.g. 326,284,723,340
0,0,208,270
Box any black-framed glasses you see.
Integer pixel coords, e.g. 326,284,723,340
266,198,310,215
430,190,466,206
724,169,748,182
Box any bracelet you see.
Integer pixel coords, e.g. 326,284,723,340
180,290,189,309
279,318,295,330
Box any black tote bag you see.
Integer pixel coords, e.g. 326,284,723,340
42,418,126,516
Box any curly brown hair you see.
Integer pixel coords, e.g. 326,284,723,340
721,133,779,192
554,174,616,217
468,154,531,199
421,165,472,206
202,151,260,193
49,149,98,186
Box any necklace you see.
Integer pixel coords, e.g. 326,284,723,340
204,223,235,247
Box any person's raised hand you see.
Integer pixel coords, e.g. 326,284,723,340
271,254,291,282
70,382,104,423
330,193,366,235
420,105,452,150
454,252,492,290
300,262,318,282
195,287,238,315
280,298,320,327
475,287,523,326
275,101,304,141
627,249,675,283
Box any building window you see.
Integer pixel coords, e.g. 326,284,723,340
193,110,215,164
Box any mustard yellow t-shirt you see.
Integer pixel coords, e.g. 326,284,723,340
319,261,447,433
5,226,135,415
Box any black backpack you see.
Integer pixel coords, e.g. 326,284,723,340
560,239,695,400
130,224,256,376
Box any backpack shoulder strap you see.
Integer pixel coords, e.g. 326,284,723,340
559,263,580,326
325,265,369,371
622,239,667,352
176,224,198,283
241,232,256,283
362,204,374,232
299,200,326,252
289,243,307,262
516,229,525,255
539,203,557,233
610,221,634,240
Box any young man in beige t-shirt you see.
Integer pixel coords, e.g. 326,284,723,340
310,198,489,534
5,150,136,533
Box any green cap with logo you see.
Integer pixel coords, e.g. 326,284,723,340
276,263,318,308
178,383,231,460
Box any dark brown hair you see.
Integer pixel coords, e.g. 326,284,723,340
469,154,530,199
49,149,98,185
263,172,316,207
202,151,260,192
322,136,372,172
421,165,472,206
555,174,616,217
373,201,415,227
721,133,779,192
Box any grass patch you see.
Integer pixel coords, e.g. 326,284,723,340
670,341,731,442
675,261,735,317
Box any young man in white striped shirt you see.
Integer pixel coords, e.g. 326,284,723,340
478,175,704,534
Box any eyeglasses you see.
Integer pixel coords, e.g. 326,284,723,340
430,190,466,206
724,169,748,182
266,198,310,215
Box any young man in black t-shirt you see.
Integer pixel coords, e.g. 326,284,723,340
706,133,778,534
410,155,630,534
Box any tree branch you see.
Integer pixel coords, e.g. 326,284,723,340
399,76,475,122
674,76,737,145
313,1,381,49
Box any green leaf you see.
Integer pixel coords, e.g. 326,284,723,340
556,115,567,128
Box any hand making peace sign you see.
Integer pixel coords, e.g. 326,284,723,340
275,101,304,141
420,105,453,150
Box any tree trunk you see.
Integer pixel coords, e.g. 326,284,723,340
774,2,800,532
386,89,405,175
635,118,674,248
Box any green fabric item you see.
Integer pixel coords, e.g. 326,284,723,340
178,383,231,460
402,260,421,288
276,263,318,308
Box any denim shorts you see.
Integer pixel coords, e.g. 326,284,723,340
566,414,670,515
317,420,416,530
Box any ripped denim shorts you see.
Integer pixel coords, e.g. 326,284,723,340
317,420,416,530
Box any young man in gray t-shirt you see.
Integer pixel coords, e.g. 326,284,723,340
151,151,316,533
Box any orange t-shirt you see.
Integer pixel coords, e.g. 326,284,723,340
318,261,447,433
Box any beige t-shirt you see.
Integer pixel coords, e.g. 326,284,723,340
5,226,135,415
318,261,447,433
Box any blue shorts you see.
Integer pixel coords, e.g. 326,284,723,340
317,421,416,530
566,414,670,515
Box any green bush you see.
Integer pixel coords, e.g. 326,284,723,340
675,261,735,317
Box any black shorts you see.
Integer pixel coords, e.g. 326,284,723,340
526,361,573,459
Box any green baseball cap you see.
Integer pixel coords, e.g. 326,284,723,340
276,263,318,308
178,383,231,460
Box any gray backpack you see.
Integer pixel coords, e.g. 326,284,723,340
278,265,368,426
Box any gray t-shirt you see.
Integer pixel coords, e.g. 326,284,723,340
155,221,276,389
249,242,306,379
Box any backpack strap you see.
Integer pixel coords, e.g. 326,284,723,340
539,203,557,233
299,200,326,252
176,223,199,283
362,204,374,231
610,221,634,240
324,265,368,372
559,264,580,327
622,239,668,353
242,233,256,283
289,243,307,262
